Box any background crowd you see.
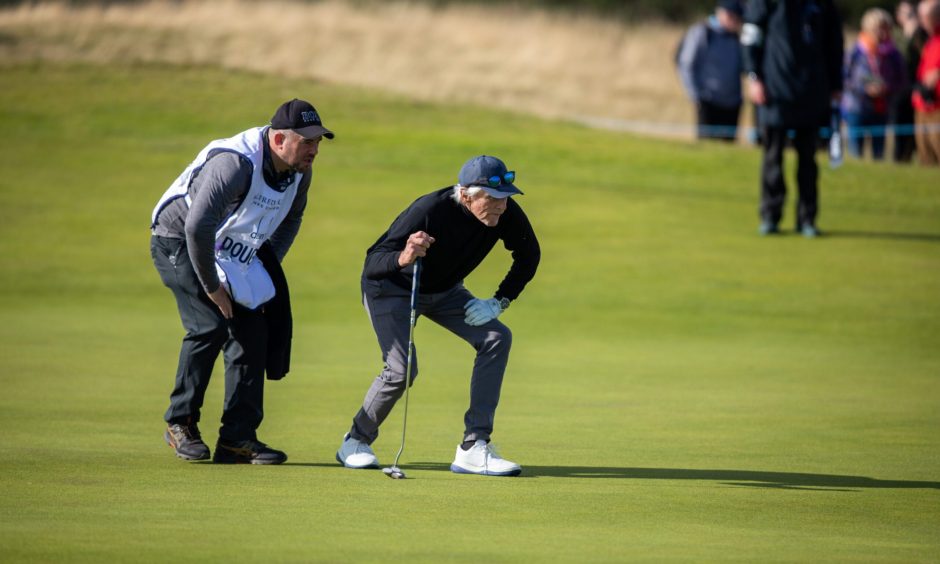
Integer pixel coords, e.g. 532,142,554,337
677,0,940,167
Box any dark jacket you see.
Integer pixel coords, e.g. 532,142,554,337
742,0,844,128
677,16,744,109
362,187,540,302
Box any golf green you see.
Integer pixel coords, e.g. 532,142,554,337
0,63,937,562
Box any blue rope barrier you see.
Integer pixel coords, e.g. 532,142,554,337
692,122,940,139
573,115,940,142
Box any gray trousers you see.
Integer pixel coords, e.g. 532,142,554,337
350,277,512,445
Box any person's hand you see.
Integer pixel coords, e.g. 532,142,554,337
398,231,435,267
864,81,885,98
464,298,503,326
924,69,940,89
748,78,767,106
208,286,234,319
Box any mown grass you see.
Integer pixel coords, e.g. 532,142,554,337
0,62,938,562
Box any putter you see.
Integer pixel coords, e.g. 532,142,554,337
383,258,421,480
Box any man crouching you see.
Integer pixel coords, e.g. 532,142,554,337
337,155,540,476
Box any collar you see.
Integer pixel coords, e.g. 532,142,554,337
262,128,296,192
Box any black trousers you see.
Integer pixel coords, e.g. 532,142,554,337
893,87,916,163
151,235,267,442
760,127,819,229
697,101,741,142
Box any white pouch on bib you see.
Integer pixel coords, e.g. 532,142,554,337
215,257,275,310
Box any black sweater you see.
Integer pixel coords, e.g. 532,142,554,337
362,187,540,301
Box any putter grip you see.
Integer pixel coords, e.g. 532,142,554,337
410,259,421,310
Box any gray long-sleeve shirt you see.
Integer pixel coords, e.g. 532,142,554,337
152,133,311,293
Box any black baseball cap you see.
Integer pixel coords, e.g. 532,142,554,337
271,98,334,140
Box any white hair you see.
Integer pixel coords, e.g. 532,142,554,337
451,184,485,204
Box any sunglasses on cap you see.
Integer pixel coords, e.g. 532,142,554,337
472,171,516,188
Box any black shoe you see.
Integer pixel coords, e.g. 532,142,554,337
164,418,210,461
213,438,287,465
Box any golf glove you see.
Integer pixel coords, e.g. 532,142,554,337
464,298,503,326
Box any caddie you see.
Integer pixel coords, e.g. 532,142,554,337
150,98,333,464
336,155,541,476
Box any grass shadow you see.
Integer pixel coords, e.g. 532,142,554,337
207,461,938,491
404,463,940,490
826,230,940,243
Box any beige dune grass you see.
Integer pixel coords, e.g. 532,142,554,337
0,0,698,135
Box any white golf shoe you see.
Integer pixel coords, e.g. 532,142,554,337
450,440,522,476
336,433,379,469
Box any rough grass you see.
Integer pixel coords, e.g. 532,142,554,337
0,0,692,130
0,63,938,562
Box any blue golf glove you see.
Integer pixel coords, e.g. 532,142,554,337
464,298,504,326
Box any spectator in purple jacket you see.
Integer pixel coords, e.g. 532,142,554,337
842,8,908,160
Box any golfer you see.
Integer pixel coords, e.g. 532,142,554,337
337,155,540,476
150,99,333,464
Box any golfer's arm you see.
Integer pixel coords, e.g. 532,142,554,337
363,206,427,280
185,154,252,293
495,211,540,302
363,239,407,280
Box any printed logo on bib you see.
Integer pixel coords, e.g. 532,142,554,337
218,236,257,264
253,193,283,211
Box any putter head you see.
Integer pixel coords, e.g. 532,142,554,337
383,466,406,479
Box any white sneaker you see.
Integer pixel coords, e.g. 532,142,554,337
336,433,379,469
450,440,522,476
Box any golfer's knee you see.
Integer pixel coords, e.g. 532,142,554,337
380,360,419,388
479,325,512,355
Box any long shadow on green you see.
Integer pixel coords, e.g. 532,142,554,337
824,230,940,243
403,463,940,490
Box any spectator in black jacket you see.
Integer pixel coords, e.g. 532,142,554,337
741,0,844,238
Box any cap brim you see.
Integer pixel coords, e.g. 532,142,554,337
293,125,334,140
481,184,523,198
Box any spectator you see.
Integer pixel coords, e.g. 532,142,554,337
842,8,907,160
894,0,930,162
914,0,940,165
676,0,745,141
741,0,844,238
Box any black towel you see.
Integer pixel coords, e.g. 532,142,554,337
257,243,292,380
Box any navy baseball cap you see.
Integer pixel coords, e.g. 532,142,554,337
457,155,523,198
718,0,744,17
271,98,334,140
